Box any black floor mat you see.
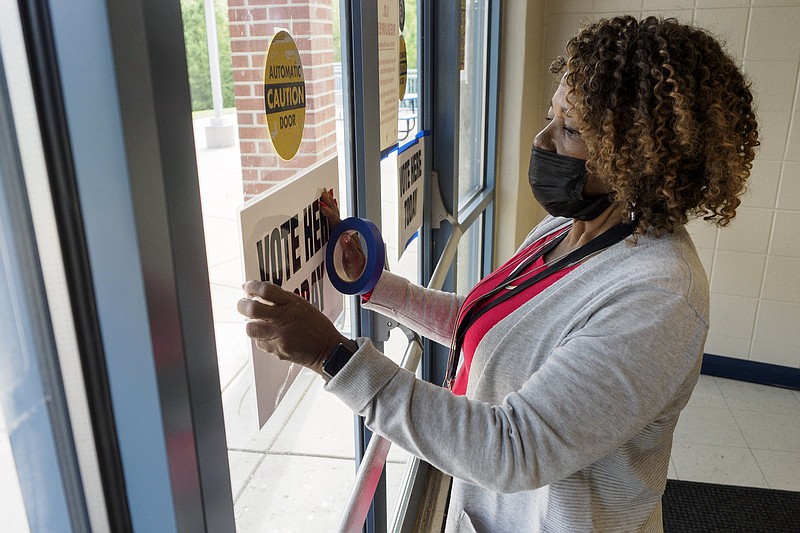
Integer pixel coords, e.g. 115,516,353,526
663,479,800,533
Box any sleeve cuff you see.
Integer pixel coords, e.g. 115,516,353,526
323,338,401,414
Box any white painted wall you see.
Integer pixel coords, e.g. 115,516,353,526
494,0,548,264
494,0,800,368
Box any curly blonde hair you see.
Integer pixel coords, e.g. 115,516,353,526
552,15,759,235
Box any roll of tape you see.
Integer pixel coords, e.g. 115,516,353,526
326,217,385,295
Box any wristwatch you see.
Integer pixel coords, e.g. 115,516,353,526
322,341,357,382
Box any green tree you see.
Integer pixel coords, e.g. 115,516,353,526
403,0,418,71
181,0,234,112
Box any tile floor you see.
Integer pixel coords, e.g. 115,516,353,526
670,374,800,491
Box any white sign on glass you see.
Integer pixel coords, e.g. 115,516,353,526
396,139,424,260
378,0,399,150
238,155,343,427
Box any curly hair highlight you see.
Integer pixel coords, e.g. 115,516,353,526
552,15,759,235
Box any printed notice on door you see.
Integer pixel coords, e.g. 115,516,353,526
263,30,306,161
397,138,424,260
378,0,399,151
239,156,343,427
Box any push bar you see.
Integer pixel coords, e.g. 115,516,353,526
336,217,462,533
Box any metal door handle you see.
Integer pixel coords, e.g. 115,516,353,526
336,221,462,533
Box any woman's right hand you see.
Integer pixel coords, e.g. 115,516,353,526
320,189,367,281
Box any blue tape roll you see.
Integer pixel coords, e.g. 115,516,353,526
326,217,385,295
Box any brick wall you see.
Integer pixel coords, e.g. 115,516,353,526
227,0,337,199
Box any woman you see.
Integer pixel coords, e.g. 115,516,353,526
238,16,758,532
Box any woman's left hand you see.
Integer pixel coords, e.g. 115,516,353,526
237,280,349,374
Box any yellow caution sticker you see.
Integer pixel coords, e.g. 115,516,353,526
398,34,407,101
263,30,305,161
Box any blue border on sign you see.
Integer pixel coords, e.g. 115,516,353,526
380,130,431,160
404,229,419,250
379,143,398,160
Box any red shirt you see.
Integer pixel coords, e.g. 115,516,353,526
451,226,577,395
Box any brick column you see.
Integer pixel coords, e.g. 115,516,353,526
227,0,337,199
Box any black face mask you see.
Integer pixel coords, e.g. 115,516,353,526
528,146,611,221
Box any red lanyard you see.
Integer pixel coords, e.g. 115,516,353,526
444,222,635,390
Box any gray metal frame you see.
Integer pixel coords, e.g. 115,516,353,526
336,1,504,531
422,0,500,384
421,0,463,385
104,2,234,528
0,41,90,533
481,0,501,278
339,2,390,532
40,0,234,530
1,1,114,529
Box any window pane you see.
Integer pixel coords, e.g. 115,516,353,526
181,0,354,529
398,0,419,143
382,0,422,520
457,0,489,209
456,214,483,296
0,416,30,533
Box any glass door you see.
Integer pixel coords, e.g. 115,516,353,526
182,2,367,529
0,0,498,530
178,0,426,530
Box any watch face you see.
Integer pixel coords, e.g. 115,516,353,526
323,343,355,380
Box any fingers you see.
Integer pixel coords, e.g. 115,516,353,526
245,319,278,339
320,189,342,226
253,337,289,360
238,298,275,320
255,339,276,355
243,280,294,305
239,281,296,320
320,205,341,224
342,233,367,261
319,188,339,212
320,188,334,205
245,319,291,359
342,232,364,254
325,188,338,207
342,238,364,263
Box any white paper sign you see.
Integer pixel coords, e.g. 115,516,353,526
397,139,424,260
238,155,343,427
378,0,399,150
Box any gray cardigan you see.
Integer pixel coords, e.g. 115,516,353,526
326,216,709,532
